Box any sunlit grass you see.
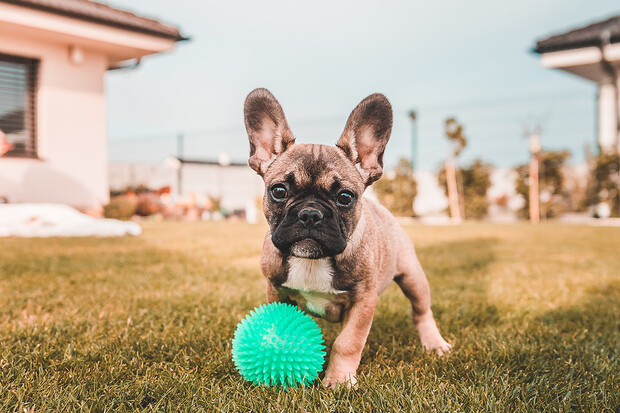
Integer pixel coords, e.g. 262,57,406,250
0,221,618,411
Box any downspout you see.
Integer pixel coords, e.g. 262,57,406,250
107,58,141,71
598,30,620,154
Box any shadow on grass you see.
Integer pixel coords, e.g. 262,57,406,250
362,237,499,364
514,282,618,410
418,281,620,411
537,281,620,338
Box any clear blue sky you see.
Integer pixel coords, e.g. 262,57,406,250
106,0,619,171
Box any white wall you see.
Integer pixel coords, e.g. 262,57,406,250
110,162,264,211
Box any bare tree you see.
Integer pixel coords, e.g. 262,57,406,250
444,118,467,223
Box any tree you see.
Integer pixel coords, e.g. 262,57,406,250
583,152,620,217
439,159,492,220
373,158,417,217
515,150,571,219
444,118,467,157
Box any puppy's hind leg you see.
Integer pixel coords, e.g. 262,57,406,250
394,240,451,355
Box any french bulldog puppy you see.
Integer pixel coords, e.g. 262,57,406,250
244,88,451,388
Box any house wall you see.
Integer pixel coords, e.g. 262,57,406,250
0,28,109,209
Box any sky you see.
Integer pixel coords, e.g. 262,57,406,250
106,0,620,171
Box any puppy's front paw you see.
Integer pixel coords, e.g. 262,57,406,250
416,317,452,356
422,336,452,356
322,371,357,389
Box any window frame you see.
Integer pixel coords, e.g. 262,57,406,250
0,52,39,159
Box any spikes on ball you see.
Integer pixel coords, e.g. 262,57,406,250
232,302,326,387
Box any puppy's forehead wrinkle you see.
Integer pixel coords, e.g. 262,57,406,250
265,144,362,192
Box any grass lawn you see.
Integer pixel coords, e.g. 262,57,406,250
0,221,618,412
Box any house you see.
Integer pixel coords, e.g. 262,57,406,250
0,0,186,211
534,16,620,154
109,157,265,214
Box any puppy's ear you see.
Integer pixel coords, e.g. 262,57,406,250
336,93,393,185
244,88,295,175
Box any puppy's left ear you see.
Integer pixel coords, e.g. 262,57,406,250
336,93,393,185
244,88,295,175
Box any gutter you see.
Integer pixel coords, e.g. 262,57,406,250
107,58,141,71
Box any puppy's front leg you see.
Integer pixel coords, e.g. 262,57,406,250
323,294,377,389
266,282,279,303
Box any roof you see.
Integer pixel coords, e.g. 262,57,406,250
534,15,620,54
1,0,187,41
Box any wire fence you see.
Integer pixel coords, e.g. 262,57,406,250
108,90,597,172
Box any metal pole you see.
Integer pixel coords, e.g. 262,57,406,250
408,110,418,215
177,132,184,196
408,110,418,172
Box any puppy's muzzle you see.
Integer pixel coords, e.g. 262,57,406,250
298,208,323,229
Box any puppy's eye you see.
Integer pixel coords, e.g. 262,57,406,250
270,184,288,201
337,190,354,206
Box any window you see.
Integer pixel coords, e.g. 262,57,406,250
0,53,38,158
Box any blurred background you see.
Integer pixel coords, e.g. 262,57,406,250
1,0,620,229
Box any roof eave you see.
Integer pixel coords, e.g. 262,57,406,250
2,0,188,42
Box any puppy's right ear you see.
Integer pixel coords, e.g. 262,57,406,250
244,88,295,175
336,93,393,185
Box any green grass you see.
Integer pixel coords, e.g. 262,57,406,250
0,222,618,412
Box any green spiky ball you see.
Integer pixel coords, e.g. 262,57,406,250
232,302,326,387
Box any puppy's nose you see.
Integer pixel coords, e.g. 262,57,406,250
298,208,323,228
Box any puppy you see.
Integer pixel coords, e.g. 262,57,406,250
244,88,451,388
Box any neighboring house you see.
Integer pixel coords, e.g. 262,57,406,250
0,0,186,210
534,16,620,154
109,158,265,213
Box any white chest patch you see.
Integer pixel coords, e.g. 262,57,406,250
284,257,339,293
283,257,344,316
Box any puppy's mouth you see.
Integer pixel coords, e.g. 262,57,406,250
290,238,325,259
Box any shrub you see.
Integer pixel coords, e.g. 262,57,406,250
373,158,417,217
103,196,136,220
135,193,161,217
583,152,620,217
